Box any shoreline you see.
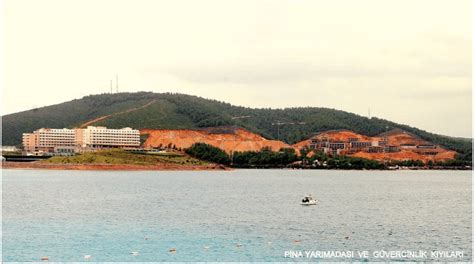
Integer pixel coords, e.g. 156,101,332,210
1,161,228,171
2,162,469,171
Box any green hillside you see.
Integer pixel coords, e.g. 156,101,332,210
2,92,471,160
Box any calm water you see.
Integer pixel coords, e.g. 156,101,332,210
2,169,472,262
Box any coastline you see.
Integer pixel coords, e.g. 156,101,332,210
2,162,469,171
1,161,228,171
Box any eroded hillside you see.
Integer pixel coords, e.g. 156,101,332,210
142,127,291,153
293,129,456,163
141,127,456,163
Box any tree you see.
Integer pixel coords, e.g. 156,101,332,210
185,143,231,165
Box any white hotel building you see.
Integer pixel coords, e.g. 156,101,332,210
76,126,140,150
22,128,76,154
22,126,140,154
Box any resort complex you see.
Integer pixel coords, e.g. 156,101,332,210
308,133,436,156
17,124,457,164
301,129,456,163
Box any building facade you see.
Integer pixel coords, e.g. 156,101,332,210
23,128,75,154
76,126,140,150
22,133,37,153
22,126,140,155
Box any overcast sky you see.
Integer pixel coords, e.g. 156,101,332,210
3,0,472,137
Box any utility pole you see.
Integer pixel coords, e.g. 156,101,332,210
277,122,280,140
383,125,389,153
116,75,118,93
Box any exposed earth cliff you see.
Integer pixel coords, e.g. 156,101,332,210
142,127,291,153
305,129,456,163
141,127,456,163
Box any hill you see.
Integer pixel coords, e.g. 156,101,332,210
142,127,456,163
2,92,471,161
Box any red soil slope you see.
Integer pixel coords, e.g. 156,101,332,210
142,127,455,162
141,127,291,153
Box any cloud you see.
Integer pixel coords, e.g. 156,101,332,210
3,0,472,137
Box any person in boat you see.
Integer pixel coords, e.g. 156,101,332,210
302,196,310,203
302,195,314,203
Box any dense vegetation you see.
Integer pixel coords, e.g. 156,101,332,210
232,147,298,168
185,143,231,165
185,143,386,169
302,150,387,170
3,92,471,161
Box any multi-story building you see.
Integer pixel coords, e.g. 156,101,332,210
309,138,346,155
328,142,346,150
23,128,75,154
384,145,400,153
350,141,372,149
76,126,140,150
22,133,38,153
367,146,384,153
22,126,140,154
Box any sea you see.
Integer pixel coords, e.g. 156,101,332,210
1,169,472,262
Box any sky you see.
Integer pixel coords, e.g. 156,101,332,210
2,0,472,137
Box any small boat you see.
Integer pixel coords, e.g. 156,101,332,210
300,195,318,205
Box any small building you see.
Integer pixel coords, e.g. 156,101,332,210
1,146,20,153
413,148,440,156
400,143,416,149
417,144,437,149
368,146,384,153
328,142,346,150
350,141,372,149
384,145,400,153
